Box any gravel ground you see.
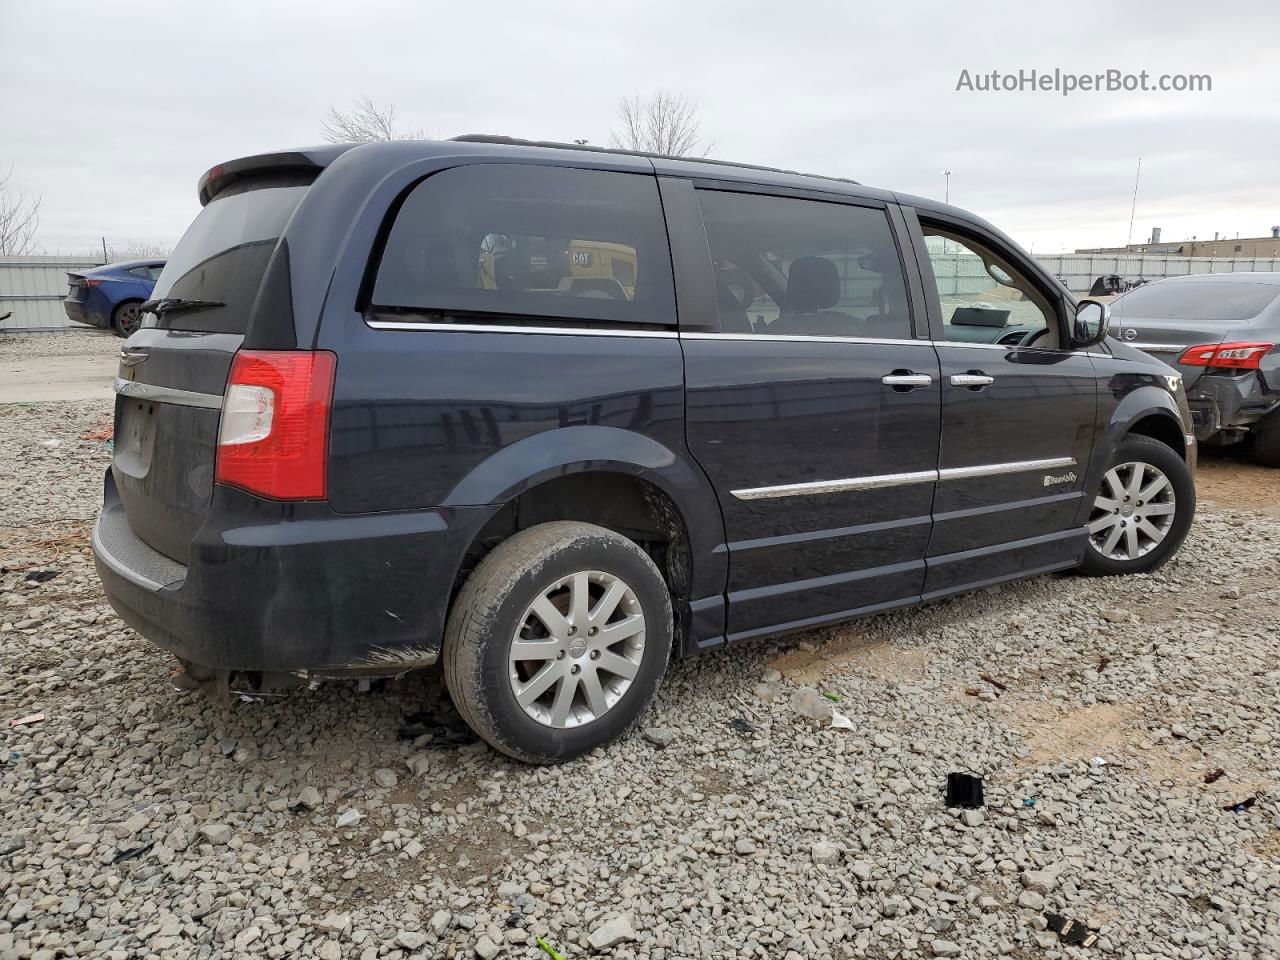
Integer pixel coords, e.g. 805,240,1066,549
1,331,1278,960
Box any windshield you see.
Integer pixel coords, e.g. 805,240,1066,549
146,183,310,333
1111,280,1280,323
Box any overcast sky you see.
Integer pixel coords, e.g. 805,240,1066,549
2,0,1277,256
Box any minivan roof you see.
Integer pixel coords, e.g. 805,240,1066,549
198,137,876,206
196,138,993,241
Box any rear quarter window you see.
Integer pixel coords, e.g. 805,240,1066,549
371,164,675,327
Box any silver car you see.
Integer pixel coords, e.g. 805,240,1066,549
1109,273,1280,465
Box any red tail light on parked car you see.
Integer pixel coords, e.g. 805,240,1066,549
215,350,336,500
1178,341,1274,370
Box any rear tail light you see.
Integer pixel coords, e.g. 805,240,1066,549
1178,341,1274,370
215,350,336,500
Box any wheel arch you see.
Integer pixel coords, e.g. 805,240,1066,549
1126,410,1187,458
441,427,728,653
1104,386,1189,460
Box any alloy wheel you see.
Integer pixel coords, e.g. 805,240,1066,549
118,303,141,335
1087,461,1177,561
508,570,647,729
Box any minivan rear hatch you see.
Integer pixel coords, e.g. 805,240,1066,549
1110,279,1280,387
112,171,314,564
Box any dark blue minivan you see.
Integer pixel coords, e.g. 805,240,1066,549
93,138,1197,762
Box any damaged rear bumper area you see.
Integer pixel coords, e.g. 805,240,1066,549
1186,371,1280,443
91,469,490,684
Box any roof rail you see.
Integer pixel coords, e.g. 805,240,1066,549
448,134,860,186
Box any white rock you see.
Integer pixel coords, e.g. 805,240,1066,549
811,841,840,865
296,786,322,809
198,823,231,845
588,915,637,950
1018,890,1047,910
397,930,428,949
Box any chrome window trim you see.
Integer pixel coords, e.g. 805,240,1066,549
362,322,1118,359
681,332,927,347
935,341,1017,351
731,457,1078,501
361,323,1118,359
364,319,678,338
113,377,223,410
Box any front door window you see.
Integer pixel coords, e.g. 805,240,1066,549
922,230,1058,348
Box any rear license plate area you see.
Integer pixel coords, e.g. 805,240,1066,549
114,400,159,474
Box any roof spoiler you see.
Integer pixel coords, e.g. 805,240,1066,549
197,146,352,205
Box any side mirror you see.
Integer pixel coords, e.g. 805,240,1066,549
1072,299,1110,348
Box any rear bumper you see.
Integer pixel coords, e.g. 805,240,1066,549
63,298,108,328
1186,372,1280,443
92,469,493,676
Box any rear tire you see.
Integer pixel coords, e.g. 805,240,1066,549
442,521,673,763
111,300,143,338
1248,410,1280,467
1080,435,1195,576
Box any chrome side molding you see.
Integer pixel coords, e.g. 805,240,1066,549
732,470,938,500
732,457,1078,501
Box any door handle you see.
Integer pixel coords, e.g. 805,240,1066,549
950,373,995,388
881,373,933,388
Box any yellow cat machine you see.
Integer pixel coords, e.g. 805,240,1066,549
480,237,638,300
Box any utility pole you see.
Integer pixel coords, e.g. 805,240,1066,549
942,169,952,204
1126,157,1142,248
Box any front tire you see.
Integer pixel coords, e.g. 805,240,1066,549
442,521,673,763
1080,435,1195,576
111,300,143,338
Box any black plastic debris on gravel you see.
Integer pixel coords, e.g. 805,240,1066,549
23,570,59,582
398,712,477,746
1045,913,1098,947
112,843,154,865
945,772,984,809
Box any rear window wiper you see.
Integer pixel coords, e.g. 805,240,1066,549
141,297,226,317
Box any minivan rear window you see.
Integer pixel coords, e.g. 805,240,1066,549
371,164,675,327
1111,280,1280,322
145,181,310,334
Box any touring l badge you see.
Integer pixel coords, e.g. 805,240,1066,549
1043,471,1078,487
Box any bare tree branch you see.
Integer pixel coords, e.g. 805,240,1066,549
610,91,713,157
322,96,424,143
105,240,173,261
0,167,41,256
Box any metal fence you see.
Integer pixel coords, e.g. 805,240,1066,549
1038,253,1280,294
0,256,105,332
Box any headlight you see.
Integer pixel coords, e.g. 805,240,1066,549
1162,373,1182,393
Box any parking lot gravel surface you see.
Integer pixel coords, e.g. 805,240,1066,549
1,331,1278,960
